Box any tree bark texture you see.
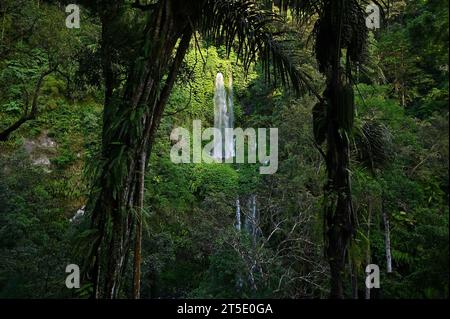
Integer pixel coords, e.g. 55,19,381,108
86,0,193,299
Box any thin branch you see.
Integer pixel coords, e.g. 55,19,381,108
408,144,439,177
0,67,55,141
163,82,193,117
188,17,206,65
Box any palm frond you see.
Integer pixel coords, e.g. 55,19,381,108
277,0,323,21
199,0,317,96
278,0,386,24
279,0,388,74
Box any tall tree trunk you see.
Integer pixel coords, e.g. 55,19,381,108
132,150,145,299
323,0,356,299
382,196,393,273
365,200,372,299
350,259,358,299
325,115,354,298
86,0,193,298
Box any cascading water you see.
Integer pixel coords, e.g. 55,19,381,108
212,73,259,291
212,73,243,290
212,72,234,160
235,199,241,231
227,75,234,140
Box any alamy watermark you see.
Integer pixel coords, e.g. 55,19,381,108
365,264,381,289
65,4,80,29
65,264,80,289
366,2,381,30
170,120,279,175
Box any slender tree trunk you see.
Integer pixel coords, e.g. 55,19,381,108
323,0,356,299
350,259,358,299
132,151,145,299
0,68,54,141
382,197,393,273
325,68,354,298
325,122,354,298
365,200,372,299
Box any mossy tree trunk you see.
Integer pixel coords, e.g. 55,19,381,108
87,0,193,299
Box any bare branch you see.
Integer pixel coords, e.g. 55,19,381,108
0,68,56,141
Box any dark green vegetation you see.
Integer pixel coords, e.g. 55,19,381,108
0,0,448,299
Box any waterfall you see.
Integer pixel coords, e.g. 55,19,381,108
212,72,234,160
235,198,241,231
227,75,234,139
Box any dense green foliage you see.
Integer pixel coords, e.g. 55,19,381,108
0,0,448,298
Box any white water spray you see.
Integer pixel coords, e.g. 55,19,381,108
212,72,235,160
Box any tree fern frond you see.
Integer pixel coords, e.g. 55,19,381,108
353,120,394,171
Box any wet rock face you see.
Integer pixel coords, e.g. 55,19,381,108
23,130,57,171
